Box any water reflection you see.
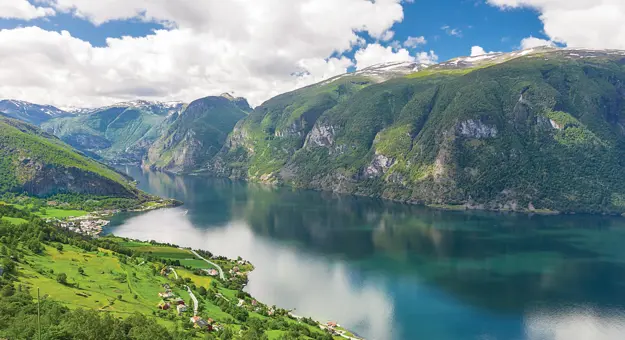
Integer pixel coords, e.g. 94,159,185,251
109,209,396,339
525,306,625,340
108,166,625,340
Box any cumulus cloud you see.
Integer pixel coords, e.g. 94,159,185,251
520,36,555,49
0,0,55,19
470,45,499,56
0,0,408,107
471,46,487,56
379,30,395,42
404,36,427,48
415,51,439,64
354,43,415,70
354,43,437,70
487,0,625,49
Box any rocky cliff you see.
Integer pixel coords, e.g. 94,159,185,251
145,94,250,173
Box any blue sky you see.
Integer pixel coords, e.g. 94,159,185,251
0,0,549,61
0,0,620,107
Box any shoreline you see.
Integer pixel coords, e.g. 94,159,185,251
68,199,366,339
159,168,623,217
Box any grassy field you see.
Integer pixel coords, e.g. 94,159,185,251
176,268,213,287
8,235,342,339
2,201,88,219
179,258,215,269
19,245,171,315
118,241,192,259
1,216,28,225
38,208,89,218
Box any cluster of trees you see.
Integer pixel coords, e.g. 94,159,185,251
0,290,182,340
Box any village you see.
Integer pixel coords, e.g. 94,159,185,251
55,216,111,236
153,258,361,339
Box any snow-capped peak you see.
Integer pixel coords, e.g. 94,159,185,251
0,99,68,117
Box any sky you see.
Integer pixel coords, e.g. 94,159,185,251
0,0,624,108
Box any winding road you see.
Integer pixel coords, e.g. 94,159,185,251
186,248,225,280
185,285,199,316
169,267,199,316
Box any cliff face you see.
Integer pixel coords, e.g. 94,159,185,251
0,116,136,198
208,49,625,214
145,95,250,173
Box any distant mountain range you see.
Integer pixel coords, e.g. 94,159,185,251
4,47,625,213
0,99,72,125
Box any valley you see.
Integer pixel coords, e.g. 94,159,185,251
6,47,625,215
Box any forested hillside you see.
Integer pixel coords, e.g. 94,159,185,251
209,49,625,214
0,116,137,198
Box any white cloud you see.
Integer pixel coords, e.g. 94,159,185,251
354,43,415,70
487,0,625,49
470,45,499,56
0,0,407,107
441,25,463,37
415,51,438,64
379,30,395,42
404,36,427,48
0,0,55,19
471,46,487,56
520,36,555,49
354,43,437,70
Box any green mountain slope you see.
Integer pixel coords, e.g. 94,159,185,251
0,116,137,198
210,48,625,214
41,101,184,164
145,94,251,173
209,75,375,179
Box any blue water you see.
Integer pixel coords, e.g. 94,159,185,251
106,166,625,340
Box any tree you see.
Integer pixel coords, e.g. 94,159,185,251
78,267,85,275
56,273,68,285
117,295,123,301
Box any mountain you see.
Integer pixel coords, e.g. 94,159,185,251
0,116,137,197
0,99,71,125
145,94,251,173
205,47,625,214
41,100,185,164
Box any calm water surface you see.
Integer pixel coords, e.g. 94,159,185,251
106,166,625,340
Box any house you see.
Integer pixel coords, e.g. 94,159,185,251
207,318,214,325
162,283,171,289
267,309,275,316
158,302,171,310
158,291,174,299
232,266,240,273
190,316,209,329
176,304,188,314
173,297,185,305
251,299,258,306
327,321,337,328
237,299,245,307
207,269,218,276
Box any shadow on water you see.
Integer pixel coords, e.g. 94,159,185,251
111,166,625,340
